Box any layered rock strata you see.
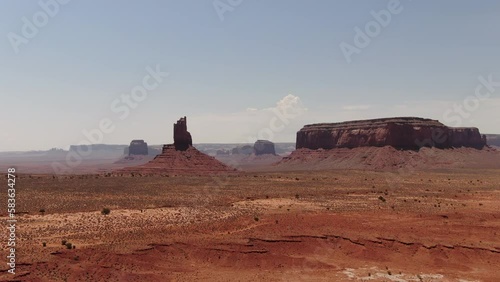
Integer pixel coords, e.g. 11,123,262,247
296,117,486,150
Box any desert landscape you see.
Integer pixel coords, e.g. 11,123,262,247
2,1,500,281
1,168,499,281
1,116,500,281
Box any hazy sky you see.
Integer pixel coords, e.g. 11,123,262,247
1,0,499,151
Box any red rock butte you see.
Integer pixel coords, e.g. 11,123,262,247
173,116,192,151
128,140,148,155
296,117,487,150
118,117,234,174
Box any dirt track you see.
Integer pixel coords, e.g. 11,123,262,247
1,169,499,281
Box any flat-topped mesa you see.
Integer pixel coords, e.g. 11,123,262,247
173,116,192,151
296,117,486,150
128,140,148,156
254,140,276,155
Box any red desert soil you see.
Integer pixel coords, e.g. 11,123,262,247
1,169,499,281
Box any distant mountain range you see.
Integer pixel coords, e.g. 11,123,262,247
0,143,296,158
1,135,498,157
485,134,500,147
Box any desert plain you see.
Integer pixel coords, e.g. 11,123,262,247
1,167,499,281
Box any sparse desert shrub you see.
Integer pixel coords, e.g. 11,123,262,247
61,239,67,245
101,208,111,215
42,242,46,247
39,208,45,214
65,242,72,249
378,196,386,203
254,216,259,222
295,194,300,199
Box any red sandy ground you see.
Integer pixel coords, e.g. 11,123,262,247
1,169,499,281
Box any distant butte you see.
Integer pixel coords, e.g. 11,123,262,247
274,117,498,171
117,117,234,174
128,140,148,156
254,140,276,155
296,117,486,150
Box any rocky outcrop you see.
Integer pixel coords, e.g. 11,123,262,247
117,117,234,174
119,144,234,174
296,117,486,150
174,117,192,151
448,128,486,149
254,140,276,155
128,140,148,155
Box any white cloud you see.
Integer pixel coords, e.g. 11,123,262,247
188,95,500,144
189,94,307,143
273,94,305,111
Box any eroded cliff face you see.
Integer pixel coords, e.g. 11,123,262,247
449,128,485,149
296,117,486,150
174,117,193,151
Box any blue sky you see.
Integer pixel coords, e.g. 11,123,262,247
1,0,499,151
